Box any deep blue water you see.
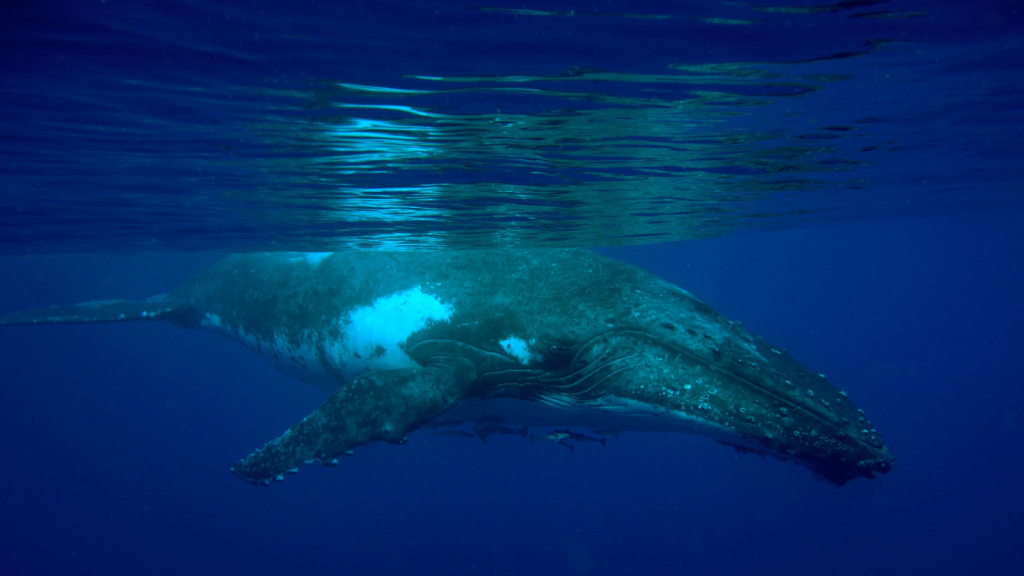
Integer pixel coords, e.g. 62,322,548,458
1,1,1023,575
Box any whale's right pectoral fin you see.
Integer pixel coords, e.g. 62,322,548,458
232,361,476,485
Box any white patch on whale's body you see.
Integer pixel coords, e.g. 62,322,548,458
327,285,453,381
200,313,225,331
200,285,454,387
498,336,542,364
300,252,333,266
282,252,333,266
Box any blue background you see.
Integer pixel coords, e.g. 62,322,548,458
2,0,1023,574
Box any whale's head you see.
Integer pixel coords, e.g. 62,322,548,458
395,250,892,486
473,276,894,486
510,323,893,486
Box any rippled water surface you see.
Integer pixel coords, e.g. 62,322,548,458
2,0,1020,251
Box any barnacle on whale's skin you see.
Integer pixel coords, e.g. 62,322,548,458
0,249,892,487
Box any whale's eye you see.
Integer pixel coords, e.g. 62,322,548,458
541,339,576,367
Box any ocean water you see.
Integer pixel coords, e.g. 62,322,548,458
0,1,1022,575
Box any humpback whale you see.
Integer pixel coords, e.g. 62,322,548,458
0,250,892,486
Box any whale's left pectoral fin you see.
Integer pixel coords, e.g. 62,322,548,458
232,361,475,485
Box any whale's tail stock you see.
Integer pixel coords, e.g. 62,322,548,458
0,294,194,327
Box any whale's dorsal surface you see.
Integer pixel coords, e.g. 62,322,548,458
0,250,893,486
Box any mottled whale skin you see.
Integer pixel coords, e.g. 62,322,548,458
0,250,893,486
